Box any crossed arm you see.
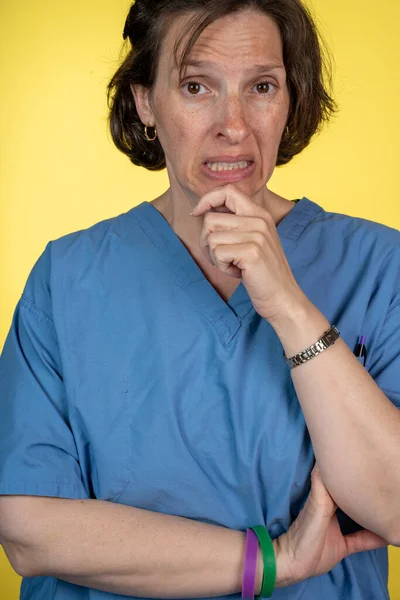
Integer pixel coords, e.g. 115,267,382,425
0,294,398,595
269,293,400,544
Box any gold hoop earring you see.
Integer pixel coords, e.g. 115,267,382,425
144,123,157,141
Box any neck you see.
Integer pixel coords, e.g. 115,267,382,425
151,186,294,237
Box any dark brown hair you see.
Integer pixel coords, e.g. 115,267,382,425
107,0,337,170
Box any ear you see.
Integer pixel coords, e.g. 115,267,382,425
130,84,155,127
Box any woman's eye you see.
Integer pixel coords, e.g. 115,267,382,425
254,81,276,94
181,80,276,96
182,81,207,95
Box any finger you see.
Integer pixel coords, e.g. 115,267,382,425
199,213,241,252
208,242,256,277
311,463,338,506
209,205,236,214
305,466,337,518
191,184,262,218
311,462,320,476
199,214,268,258
202,230,266,267
344,530,389,556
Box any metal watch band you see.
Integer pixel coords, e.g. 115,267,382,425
283,325,340,370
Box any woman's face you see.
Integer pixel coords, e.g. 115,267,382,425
134,9,290,204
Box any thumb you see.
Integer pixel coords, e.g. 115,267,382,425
344,530,389,556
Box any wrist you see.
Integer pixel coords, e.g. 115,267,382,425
272,536,297,588
255,536,293,595
270,300,330,361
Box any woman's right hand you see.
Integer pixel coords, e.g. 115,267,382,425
271,463,389,588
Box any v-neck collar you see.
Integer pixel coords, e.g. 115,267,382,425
128,197,323,347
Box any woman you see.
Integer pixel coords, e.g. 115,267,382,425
0,0,399,599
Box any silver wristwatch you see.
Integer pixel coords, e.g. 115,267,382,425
283,325,340,370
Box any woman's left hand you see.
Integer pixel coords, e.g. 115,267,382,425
190,183,307,324
272,463,389,587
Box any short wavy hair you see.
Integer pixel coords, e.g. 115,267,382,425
107,0,337,170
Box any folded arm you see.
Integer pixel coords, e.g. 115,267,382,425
0,494,262,597
269,295,400,545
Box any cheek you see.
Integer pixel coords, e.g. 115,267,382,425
256,112,287,154
264,102,287,131
163,114,203,159
167,123,194,159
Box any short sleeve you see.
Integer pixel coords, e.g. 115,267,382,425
0,244,88,499
368,301,400,409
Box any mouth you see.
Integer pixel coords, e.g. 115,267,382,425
202,160,255,182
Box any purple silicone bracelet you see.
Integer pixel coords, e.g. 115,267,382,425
242,528,259,599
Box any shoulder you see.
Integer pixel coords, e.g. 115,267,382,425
22,205,144,307
306,199,400,307
305,198,400,256
50,206,142,259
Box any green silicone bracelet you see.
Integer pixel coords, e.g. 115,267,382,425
249,526,276,598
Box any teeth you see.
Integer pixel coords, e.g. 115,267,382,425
207,161,249,171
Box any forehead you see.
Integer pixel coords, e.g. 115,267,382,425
160,9,284,76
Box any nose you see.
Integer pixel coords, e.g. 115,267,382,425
216,93,251,144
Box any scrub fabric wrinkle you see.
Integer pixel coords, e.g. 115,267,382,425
0,197,399,600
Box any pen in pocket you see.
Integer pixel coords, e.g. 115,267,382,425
354,335,367,367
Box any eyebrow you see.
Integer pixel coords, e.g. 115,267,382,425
173,59,285,74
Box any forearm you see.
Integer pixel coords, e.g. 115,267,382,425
19,496,270,598
269,294,400,542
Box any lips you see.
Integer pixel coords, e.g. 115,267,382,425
204,155,254,163
202,160,255,182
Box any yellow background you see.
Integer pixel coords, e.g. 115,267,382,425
0,0,399,598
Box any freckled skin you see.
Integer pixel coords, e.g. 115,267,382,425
131,9,292,243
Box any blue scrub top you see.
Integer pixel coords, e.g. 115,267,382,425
0,197,399,600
